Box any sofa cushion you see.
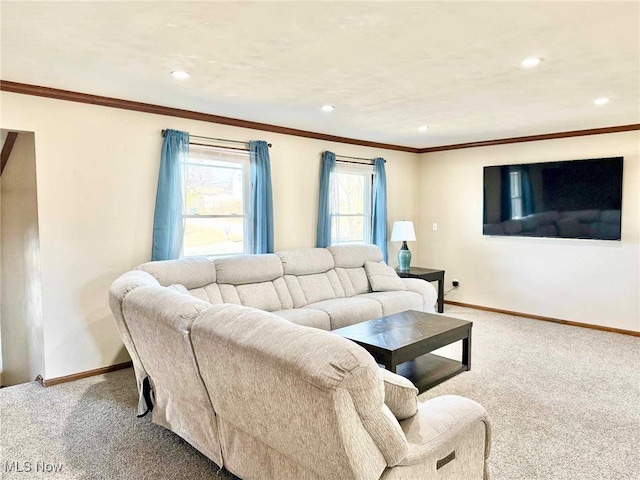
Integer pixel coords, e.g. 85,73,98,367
328,244,383,268
236,282,283,312
272,308,331,330
168,283,189,294
336,267,371,296
284,270,345,308
137,256,215,289
365,261,407,292
188,287,209,302
379,369,418,421
300,270,345,302
358,291,423,316
219,284,242,304
306,297,382,329
192,279,290,312
203,283,224,304
273,277,294,309
215,254,283,285
277,248,334,275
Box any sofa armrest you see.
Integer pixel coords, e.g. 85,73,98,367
398,395,491,467
109,270,162,415
401,278,437,313
379,368,418,420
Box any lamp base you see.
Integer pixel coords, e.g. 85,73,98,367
397,242,412,272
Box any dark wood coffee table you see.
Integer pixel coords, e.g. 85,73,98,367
333,310,472,392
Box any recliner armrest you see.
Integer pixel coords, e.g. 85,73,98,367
379,368,418,420
398,395,491,466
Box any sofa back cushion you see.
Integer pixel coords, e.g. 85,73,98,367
278,248,334,275
284,271,345,307
278,248,344,307
328,244,384,268
191,305,408,479
215,254,283,284
136,256,216,289
210,254,293,311
329,244,383,297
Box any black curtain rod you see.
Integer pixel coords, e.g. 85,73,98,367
335,154,386,164
161,130,272,148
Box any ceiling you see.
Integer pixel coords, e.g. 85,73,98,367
1,1,639,148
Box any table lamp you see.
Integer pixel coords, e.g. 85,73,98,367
391,221,416,272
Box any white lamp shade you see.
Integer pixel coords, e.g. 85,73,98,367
391,221,416,241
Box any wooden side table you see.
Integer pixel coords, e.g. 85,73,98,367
396,267,445,313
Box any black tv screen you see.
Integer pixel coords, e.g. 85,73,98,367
483,157,623,240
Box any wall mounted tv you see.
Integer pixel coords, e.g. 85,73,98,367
483,157,623,240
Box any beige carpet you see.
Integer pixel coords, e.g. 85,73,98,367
1,306,638,479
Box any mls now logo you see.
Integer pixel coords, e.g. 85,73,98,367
4,460,63,474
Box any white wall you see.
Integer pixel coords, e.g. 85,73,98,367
0,131,45,385
0,91,421,380
418,131,640,332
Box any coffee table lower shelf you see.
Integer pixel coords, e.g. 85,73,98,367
380,353,467,393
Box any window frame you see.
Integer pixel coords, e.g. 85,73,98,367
330,163,374,245
181,144,252,257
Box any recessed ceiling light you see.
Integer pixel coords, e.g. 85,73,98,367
594,97,610,106
171,71,190,80
521,57,542,68
418,125,429,132
321,105,335,112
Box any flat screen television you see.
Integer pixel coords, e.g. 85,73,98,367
483,157,623,240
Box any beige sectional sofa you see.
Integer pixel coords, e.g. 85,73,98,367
134,244,436,331
109,244,491,479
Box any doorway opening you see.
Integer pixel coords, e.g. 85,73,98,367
0,129,45,387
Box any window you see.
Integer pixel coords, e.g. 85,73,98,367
182,144,251,256
330,164,373,245
509,169,523,219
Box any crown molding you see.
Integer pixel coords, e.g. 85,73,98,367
0,80,419,153
418,124,640,153
2,80,638,154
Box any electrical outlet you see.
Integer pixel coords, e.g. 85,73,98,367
452,279,460,287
